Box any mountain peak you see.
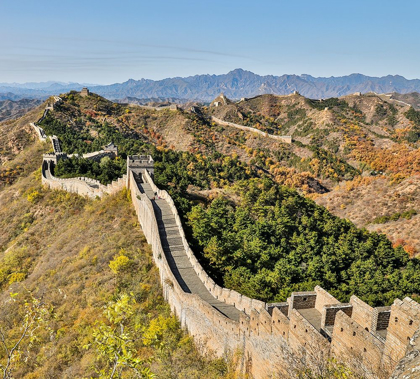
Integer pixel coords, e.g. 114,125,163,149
226,68,255,77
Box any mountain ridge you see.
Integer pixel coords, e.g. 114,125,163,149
3,69,420,101
90,69,420,100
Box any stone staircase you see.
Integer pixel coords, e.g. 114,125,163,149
52,137,62,153
133,172,240,321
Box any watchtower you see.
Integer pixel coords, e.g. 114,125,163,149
80,87,90,97
103,142,118,156
126,155,154,187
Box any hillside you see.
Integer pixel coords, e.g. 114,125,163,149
315,177,420,256
2,90,420,376
0,99,42,122
31,92,420,304
209,92,413,151
206,92,420,253
0,103,235,378
388,92,420,110
31,90,420,255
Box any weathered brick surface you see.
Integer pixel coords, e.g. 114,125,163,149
322,304,353,328
287,291,316,316
332,311,385,377
271,307,290,339
390,328,420,378
382,298,420,371
267,302,289,316
315,285,340,313
350,295,376,332
376,307,391,331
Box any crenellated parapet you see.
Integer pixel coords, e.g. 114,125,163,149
41,158,126,199
34,99,126,199
30,123,48,142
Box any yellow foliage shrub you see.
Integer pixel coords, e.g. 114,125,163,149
27,189,42,203
143,315,178,348
8,272,26,284
109,254,133,274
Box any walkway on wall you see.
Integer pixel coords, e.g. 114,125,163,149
51,137,62,153
211,116,292,144
132,171,241,321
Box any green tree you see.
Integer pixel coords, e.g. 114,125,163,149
85,293,154,379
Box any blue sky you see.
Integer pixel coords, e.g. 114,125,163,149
1,0,419,84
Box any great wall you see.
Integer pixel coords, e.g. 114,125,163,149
210,93,292,144
32,94,420,378
34,97,127,198
210,116,292,144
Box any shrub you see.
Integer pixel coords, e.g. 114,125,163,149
109,254,133,274
0,247,31,287
27,190,42,203
372,209,417,224
8,272,27,284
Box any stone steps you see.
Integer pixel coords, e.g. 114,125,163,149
134,175,240,321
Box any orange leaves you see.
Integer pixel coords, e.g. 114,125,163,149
350,140,420,178
393,239,418,258
344,176,377,192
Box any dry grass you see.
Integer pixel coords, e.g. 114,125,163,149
315,176,420,255
0,136,233,378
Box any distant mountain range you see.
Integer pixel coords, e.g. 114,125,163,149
0,98,42,122
0,82,96,100
2,69,420,101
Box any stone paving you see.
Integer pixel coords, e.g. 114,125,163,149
134,172,241,321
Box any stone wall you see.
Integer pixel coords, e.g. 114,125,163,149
287,291,317,315
128,170,243,352
30,96,62,143
382,298,420,372
332,311,386,377
30,123,47,142
41,160,126,198
350,295,377,332
132,104,178,111
134,168,420,378
137,169,420,378
390,327,420,379
211,116,292,144
142,169,265,315
35,98,125,199
68,149,116,162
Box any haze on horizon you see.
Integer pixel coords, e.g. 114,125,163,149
1,0,419,84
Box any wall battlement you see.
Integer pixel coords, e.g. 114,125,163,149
34,99,124,199
41,159,126,198
30,123,47,142
32,98,420,378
